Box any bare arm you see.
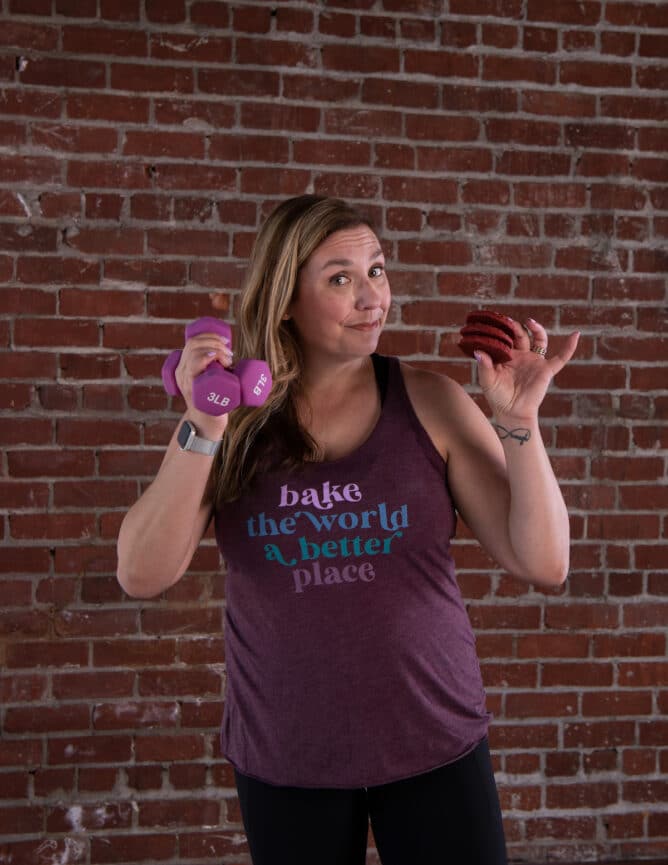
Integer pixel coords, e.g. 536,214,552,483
116,329,232,598
404,318,579,588
116,419,218,598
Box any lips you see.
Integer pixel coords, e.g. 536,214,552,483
347,319,382,331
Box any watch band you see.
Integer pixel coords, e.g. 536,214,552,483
178,420,221,457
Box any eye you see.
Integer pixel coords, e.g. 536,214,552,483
369,264,385,278
329,273,349,286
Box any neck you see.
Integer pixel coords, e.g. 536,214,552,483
300,353,374,400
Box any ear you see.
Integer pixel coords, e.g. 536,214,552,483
282,312,291,321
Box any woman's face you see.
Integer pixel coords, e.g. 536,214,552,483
287,225,391,364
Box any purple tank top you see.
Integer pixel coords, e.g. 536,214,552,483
215,356,490,788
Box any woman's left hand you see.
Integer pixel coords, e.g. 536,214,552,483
474,317,579,422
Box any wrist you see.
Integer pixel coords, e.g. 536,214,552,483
491,418,537,448
492,410,539,428
184,410,228,441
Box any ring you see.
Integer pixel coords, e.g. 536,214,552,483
531,345,547,357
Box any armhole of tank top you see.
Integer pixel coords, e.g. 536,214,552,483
389,357,448,477
371,352,389,405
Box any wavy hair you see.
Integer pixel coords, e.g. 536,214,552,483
209,195,374,505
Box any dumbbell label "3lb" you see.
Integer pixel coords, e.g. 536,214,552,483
161,317,273,416
253,373,269,397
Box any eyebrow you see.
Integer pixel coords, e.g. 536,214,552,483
320,248,384,270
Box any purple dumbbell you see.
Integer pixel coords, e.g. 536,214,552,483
161,317,272,416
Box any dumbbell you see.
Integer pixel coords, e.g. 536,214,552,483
161,316,272,416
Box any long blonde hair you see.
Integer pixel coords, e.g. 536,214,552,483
210,195,374,505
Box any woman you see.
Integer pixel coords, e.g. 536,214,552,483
117,195,579,865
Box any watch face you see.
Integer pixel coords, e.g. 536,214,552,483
178,421,195,449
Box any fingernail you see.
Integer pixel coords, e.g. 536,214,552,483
527,317,537,324
206,350,216,357
473,351,483,363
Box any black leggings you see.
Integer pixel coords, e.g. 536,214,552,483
234,738,508,865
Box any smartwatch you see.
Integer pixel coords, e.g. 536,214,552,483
177,420,221,457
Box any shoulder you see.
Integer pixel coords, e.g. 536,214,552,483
398,361,487,460
399,360,462,402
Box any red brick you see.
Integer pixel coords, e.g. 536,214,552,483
241,166,311,196
526,815,597,840
583,690,653,717
20,57,105,88
5,640,88,669
482,22,519,48
237,36,316,68
322,43,399,74
138,669,222,697
111,62,193,93
0,579,32,607
0,20,58,50
151,162,236,192
124,130,205,159
484,55,556,84
502,152,572,180
0,547,51,579
89,833,176,863
53,670,135,700
449,0,522,13
4,704,90,733
624,779,668,805
67,159,151,189
48,735,132,765
325,107,402,138
62,25,147,55
144,0,184,22
93,639,177,668
0,171,29,205
138,798,220,828
169,763,207,789
0,805,44,835
140,606,222,636
93,702,180,731
179,831,249,858
0,153,61,185
418,147,492,174
105,258,187,286
135,734,206,763
73,766,117,796
67,92,149,124
528,0,602,24
404,49,478,79
523,25,558,53
47,801,133,833
52,543,119,576
145,228,229,257
10,512,96,540
0,771,29,799
547,782,619,810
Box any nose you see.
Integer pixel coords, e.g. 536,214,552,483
355,274,384,310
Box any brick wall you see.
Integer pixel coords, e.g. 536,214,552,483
1,1,666,863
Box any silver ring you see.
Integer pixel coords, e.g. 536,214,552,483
532,345,547,357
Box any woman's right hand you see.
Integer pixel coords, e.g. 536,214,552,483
175,328,235,439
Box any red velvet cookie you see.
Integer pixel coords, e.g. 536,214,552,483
458,310,514,364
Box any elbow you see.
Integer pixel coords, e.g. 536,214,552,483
116,548,170,599
526,557,570,590
116,565,158,600
543,563,569,588
547,550,571,587
116,529,170,599
508,552,570,590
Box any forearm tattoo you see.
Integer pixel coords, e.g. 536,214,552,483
492,423,531,446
